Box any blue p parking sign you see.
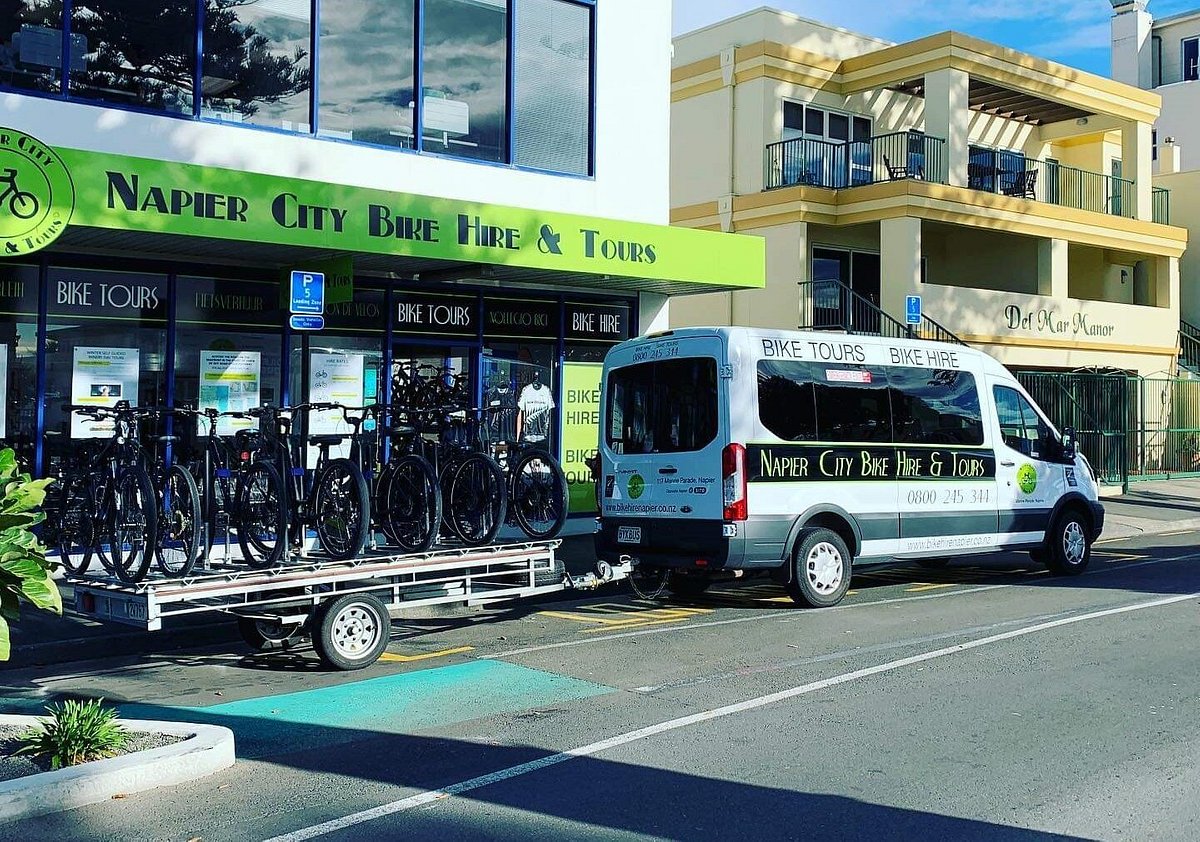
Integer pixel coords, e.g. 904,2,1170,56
290,271,325,316
905,295,922,326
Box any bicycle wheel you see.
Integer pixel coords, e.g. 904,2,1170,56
446,453,507,547
155,464,202,577
235,461,287,569
511,450,569,540
380,454,441,554
313,458,370,560
54,473,97,576
106,467,157,585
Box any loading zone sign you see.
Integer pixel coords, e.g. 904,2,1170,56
905,295,922,326
289,270,324,330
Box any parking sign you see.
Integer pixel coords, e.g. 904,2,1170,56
905,295,922,326
290,271,325,316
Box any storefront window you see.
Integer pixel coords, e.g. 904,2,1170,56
69,1,196,114
201,0,312,130
43,267,168,470
482,298,559,452
174,275,284,457
514,0,592,175
0,2,73,95
563,301,630,512
421,0,508,163
0,263,39,470
318,0,416,147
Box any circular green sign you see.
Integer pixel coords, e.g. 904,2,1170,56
0,128,74,257
628,473,645,500
1017,464,1038,495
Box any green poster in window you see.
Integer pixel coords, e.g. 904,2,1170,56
562,361,603,514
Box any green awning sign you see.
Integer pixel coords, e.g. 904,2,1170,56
0,128,764,290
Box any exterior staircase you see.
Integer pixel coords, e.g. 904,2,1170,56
1179,320,1200,377
798,278,965,345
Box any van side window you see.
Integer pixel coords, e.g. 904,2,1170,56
994,385,1057,460
606,358,718,455
889,369,984,446
757,361,891,443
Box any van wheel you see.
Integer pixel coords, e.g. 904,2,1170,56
1043,509,1092,576
786,528,852,608
667,572,711,599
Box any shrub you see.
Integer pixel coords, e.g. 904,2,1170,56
17,699,129,770
0,447,58,660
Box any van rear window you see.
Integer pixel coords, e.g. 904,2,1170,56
606,358,718,454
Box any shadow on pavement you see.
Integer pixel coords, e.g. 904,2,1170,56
4,701,1090,842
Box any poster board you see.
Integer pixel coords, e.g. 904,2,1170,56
70,347,140,439
308,352,364,463
562,362,602,514
198,351,261,436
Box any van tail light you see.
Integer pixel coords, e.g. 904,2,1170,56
722,443,748,521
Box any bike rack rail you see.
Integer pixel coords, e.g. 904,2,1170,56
70,541,628,632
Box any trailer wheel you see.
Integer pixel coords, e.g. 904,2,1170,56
313,594,391,670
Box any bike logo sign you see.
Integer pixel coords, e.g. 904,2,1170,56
0,128,74,257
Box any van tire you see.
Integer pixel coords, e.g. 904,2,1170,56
786,528,852,608
1043,509,1092,576
667,572,711,599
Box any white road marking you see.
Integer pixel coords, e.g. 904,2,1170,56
262,589,1200,842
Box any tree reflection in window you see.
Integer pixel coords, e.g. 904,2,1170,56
0,1,71,95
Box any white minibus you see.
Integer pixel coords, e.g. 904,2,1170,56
595,327,1104,607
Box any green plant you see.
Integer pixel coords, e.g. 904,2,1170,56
0,447,57,660
17,699,129,770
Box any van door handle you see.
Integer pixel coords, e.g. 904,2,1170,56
659,467,678,475
1000,460,1016,467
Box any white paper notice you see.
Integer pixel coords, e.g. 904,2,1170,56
71,347,140,439
308,353,364,463
199,351,261,436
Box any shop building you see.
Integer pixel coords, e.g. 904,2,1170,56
0,0,764,514
669,8,1188,379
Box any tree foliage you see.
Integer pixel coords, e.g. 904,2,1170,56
0,447,58,661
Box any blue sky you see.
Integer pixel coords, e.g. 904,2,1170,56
674,1,1200,76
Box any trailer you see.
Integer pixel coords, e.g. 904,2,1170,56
70,542,627,670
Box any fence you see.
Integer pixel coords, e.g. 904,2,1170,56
1017,371,1200,486
765,131,947,191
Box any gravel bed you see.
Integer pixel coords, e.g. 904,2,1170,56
0,724,187,783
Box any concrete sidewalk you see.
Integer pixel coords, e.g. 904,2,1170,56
1100,479,1200,541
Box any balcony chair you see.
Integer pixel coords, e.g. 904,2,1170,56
883,154,923,181
1002,168,1038,199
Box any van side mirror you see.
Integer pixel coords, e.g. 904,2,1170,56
1061,426,1077,460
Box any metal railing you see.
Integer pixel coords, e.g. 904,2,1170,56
967,145,1138,219
1153,187,1171,225
798,278,965,345
765,130,947,191
1180,320,1200,374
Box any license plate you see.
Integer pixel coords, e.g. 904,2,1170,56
617,526,642,544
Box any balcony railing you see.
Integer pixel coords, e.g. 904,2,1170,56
1153,187,1171,225
965,145,1169,222
765,130,947,191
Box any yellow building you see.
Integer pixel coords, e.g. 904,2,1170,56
670,8,1189,378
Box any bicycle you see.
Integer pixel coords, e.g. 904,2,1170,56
52,403,159,584
250,403,371,562
0,167,39,219
498,438,569,540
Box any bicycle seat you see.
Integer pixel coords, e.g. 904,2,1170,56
156,435,180,444
388,426,418,437
309,434,346,446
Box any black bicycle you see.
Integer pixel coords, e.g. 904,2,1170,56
500,440,569,540
52,403,159,584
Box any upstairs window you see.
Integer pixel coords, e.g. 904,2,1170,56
1184,37,1199,82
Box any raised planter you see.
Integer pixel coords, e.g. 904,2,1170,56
0,714,235,822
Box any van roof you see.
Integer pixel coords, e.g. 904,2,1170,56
626,326,1011,377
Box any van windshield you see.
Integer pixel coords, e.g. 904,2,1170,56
606,357,718,454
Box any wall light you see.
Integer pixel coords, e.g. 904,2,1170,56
1076,117,1090,126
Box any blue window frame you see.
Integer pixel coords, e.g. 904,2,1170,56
0,0,596,178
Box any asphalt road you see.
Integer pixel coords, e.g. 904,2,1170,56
4,529,1200,841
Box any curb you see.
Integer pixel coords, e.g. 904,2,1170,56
1100,515,1200,542
0,715,235,822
